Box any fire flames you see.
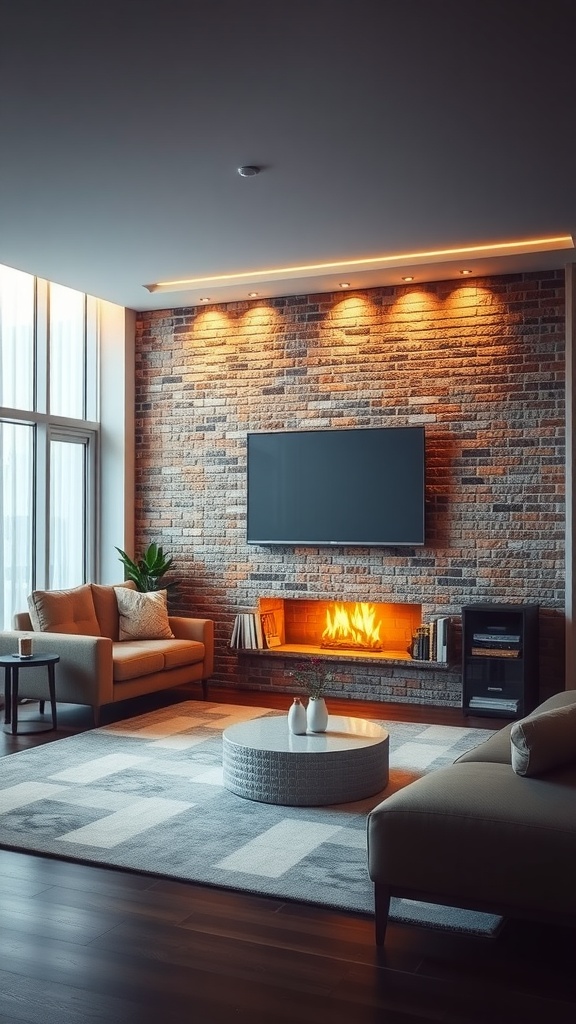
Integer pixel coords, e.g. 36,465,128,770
322,602,383,651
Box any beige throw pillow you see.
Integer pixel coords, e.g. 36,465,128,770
27,583,101,635
510,703,576,777
114,587,174,641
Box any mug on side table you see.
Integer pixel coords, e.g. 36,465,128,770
18,636,33,659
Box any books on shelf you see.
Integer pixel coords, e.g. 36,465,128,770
261,610,281,647
230,610,280,650
411,617,450,662
433,616,449,663
419,616,450,662
254,612,264,649
230,615,241,648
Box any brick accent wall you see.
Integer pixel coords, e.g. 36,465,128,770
134,270,566,707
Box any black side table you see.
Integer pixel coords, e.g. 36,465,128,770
0,653,60,735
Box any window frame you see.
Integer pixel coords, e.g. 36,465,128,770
0,267,99,621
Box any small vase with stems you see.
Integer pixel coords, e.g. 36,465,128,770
289,657,334,733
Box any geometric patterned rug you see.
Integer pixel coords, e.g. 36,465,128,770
0,702,502,936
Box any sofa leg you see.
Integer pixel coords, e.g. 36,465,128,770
374,884,391,946
93,706,101,728
201,679,209,701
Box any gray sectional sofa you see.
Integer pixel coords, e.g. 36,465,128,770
367,689,576,944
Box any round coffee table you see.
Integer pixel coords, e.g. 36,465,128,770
222,714,389,806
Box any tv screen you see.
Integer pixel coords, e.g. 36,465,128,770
247,426,425,547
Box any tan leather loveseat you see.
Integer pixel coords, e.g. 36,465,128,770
0,582,214,725
367,689,576,944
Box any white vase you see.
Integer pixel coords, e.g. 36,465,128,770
306,696,328,733
288,697,307,735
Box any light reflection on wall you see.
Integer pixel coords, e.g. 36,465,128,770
186,308,233,347
330,294,378,326
238,303,282,340
390,282,505,332
391,287,441,321
442,283,503,315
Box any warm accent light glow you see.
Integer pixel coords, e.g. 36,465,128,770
144,235,573,292
322,602,383,651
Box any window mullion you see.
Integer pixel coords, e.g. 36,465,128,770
34,420,49,591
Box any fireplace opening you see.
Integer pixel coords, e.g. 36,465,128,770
321,602,383,652
258,597,422,661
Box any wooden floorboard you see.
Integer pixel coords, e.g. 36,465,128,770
0,685,574,1023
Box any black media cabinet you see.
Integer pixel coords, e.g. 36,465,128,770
461,603,539,719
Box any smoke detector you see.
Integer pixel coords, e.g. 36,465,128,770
237,165,260,177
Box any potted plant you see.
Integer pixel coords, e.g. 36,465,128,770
289,657,334,732
115,542,178,593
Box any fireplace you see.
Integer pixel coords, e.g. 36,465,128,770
258,597,422,661
238,598,458,707
322,602,384,651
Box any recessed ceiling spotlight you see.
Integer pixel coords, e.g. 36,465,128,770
237,165,260,177
248,291,259,297
460,269,473,275
339,282,351,288
199,297,210,302
402,276,414,282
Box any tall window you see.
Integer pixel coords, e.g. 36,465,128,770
0,265,34,411
0,422,33,625
49,283,86,419
0,264,98,627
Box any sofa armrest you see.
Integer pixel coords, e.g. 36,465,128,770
0,630,114,707
14,612,32,630
169,617,214,677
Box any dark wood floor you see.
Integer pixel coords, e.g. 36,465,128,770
0,686,574,1024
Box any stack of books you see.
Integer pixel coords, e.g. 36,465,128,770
230,611,281,650
410,617,450,662
428,616,450,663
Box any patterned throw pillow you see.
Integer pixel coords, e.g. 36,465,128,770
114,588,175,641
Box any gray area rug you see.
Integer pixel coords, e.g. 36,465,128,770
0,701,502,936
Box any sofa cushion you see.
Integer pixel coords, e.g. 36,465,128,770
161,639,205,670
510,702,576,777
28,584,100,636
91,581,136,640
114,588,175,641
111,638,205,682
112,642,166,682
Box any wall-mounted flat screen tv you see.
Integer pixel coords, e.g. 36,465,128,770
247,425,425,547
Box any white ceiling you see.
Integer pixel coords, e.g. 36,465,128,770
1,0,575,312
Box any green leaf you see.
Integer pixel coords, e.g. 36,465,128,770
116,543,178,592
